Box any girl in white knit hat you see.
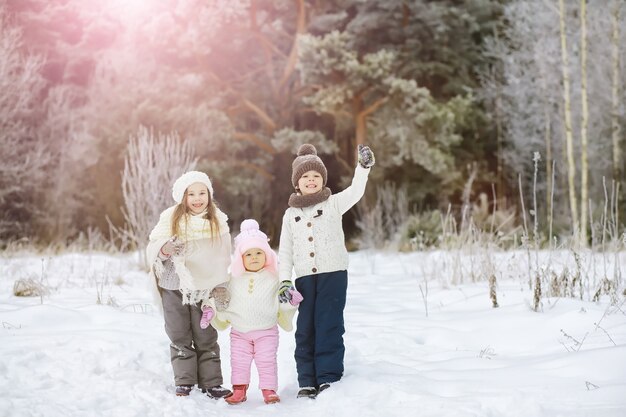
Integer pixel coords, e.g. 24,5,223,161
212,219,303,405
146,171,233,399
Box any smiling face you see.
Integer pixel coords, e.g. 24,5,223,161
297,170,324,195
242,248,266,272
185,182,210,215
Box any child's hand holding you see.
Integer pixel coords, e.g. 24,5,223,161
200,306,215,329
289,288,303,306
357,144,375,168
279,280,302,306
211,287,231,311
278,281,294,303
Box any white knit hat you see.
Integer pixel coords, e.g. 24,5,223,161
172,171,214,204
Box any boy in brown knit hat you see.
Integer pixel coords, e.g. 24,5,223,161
278,143,375,399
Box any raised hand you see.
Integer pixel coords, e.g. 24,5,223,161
357,144,375,168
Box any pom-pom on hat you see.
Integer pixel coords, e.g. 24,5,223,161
230,219,278,278
172,171,214,204
291,144,328,188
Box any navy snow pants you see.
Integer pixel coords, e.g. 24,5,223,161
294,270,347,388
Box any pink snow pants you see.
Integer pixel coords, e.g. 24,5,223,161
230,325,279,390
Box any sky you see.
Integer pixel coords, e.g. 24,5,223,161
1,250,625,417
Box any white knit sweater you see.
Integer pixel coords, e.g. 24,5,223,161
214,269,296,333
278,165,370,281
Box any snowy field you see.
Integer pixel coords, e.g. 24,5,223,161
1,250,625,417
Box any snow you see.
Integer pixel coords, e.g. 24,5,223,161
1,250,625,417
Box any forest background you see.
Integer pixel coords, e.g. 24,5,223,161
1,0,625,254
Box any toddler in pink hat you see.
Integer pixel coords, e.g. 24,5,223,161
212,219,302,405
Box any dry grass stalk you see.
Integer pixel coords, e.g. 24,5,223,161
489,274,499,308
533,272,542,312
13,278,50,297
592,277,618,304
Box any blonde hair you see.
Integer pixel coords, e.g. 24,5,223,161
171,187,221,238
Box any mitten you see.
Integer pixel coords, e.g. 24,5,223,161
211,287,231,311
200,306,214,329
357,144,375,168
278,280,295,303
288,288,303,306
160,236,185,257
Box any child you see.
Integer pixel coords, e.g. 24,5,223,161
212,219,303,405
278,143,375,399
146,170,233,399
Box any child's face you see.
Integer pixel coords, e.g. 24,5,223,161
297,170,323,195
185,182,209,214
242,248,266,272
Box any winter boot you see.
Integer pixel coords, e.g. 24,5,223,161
200,306,215,329
175,385,193,396
317,382,331,394
225,385,248,405
202,385,233,399
262,389,280,404
296,386,317,399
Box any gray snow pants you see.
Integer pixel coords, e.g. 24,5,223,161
161,288,224,388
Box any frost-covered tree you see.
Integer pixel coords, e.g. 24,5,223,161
609,3,623,182
22,0,316,239
0,8,50,241
117,126,196,266
481,0,626,237
558,0,579,236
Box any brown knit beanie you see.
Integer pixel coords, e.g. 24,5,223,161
291,144,328,188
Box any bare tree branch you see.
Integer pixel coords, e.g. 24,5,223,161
116,126,197,266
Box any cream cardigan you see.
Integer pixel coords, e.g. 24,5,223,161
278,165,370,281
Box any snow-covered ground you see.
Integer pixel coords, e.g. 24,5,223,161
1,250,625,417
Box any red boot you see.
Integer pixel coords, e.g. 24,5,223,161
262,389,280,404
225,385,247,405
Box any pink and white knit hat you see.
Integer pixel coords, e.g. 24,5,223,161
230,219,278,278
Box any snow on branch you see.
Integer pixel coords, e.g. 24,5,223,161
110,126,197,267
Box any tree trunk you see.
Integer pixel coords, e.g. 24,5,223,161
496,86,504,204
538,60,552,228
580,0,589,245
352,94,387,165
611,2,622,182
544,100,552,227
352,94,364,166
558,0,579,238
354,101,366,148
278,0,306,91
490,27,505,204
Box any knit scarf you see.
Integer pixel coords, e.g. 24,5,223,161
149,205,229,305
288,187,332,208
